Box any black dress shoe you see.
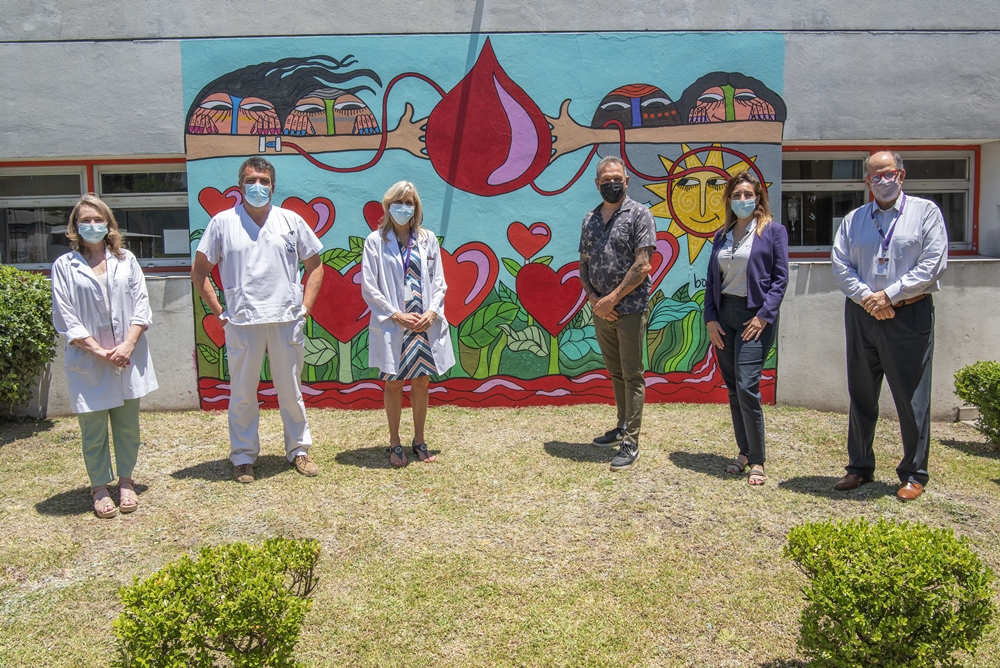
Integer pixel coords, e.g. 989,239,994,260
833,473,874,491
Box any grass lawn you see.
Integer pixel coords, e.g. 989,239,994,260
1,403,999,667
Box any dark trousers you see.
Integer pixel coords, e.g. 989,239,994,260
844,297,934,485
593,311,647,444
715,295,776,466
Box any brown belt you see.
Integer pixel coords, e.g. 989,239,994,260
894,294,928,307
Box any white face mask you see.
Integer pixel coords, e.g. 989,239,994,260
870,178,902,203
244,183,271,208
389,203,415,225
78,222,108,244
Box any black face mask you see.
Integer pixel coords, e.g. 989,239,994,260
600,181,625,204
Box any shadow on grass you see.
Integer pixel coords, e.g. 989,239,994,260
36,482,149,516
170,454,289,481
778,475,895,499
0,418,56,447
543,441,610,464
938,437,1000,460
335,445,441,469
668,451,732,479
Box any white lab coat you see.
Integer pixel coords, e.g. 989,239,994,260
51,248,158,414
361,227,455,376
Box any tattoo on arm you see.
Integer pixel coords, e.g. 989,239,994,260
616,247,653,298
579,253,597,299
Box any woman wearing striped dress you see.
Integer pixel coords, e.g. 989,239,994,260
361,181,455,467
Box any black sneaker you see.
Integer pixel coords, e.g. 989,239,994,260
592,427,626,448
610,439,640,471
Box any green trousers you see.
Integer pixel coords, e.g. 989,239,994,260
593,311,647,444
77,398,141,488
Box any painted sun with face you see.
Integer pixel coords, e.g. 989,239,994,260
645,144,765,262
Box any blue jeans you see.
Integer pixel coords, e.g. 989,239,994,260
715,295,777,466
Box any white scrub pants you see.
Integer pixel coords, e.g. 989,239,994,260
225,319,312,466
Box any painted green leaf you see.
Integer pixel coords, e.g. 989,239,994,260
189,229,204,243
321,247,359,271
533,256,553,265
502,257,521,278
650,310,710,373
647,297,701,330
692,288,706,308
304,336,337,367
197,343,219,365
500,324,548,357
437,236,445,247
558,325,600,362
497,281,519,304
351,329,370,370
672,283,692,302
348,236,365,254
460,302,520,349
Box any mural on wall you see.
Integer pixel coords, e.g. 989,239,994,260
183,33,786,410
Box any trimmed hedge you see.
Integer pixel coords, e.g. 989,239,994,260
955,360,1000,446
0,266,57,406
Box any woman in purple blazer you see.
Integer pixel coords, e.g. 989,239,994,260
704,171,789,485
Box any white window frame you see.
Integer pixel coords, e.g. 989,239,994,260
782,149,975,254
0,166,87,271
95,164,190,268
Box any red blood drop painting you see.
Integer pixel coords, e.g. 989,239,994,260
425,38,553,197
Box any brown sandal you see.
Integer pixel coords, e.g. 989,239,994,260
748,466,767,486
118,478,139,513
91,485,118,518
726,455,749,475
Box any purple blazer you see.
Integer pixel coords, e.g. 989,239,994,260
704,221,789,324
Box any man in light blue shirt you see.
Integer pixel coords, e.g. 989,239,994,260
830,150,948,501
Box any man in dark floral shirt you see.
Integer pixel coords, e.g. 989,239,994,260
579,155,656,471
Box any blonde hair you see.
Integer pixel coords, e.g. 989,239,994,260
379,181,427,243
66,194,126,259
722,170,773,237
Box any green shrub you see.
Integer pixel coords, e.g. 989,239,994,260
113,537,320,668
954,360,1000,446
0,266,58,406
784,518,995,668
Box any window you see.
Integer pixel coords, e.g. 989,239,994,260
781,150,976,253
96,167,190,266
0,168,85,268
0,163,189,269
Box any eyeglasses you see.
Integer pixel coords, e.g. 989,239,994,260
868,170,901,185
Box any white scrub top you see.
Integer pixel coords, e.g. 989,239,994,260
51,248,158,414
197,204,323,325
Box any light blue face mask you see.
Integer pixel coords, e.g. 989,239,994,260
389,203,415,225
244,183,271,208
730,198,758,219
78,222,108,244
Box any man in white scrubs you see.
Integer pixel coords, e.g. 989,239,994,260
191,157,325,483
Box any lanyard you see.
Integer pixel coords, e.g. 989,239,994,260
870,193,905,256
400,232,415,278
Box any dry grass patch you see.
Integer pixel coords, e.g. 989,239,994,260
1,404,999,667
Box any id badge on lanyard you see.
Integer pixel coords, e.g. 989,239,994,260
872,195,904,278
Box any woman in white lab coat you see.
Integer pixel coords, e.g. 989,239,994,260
51,194,158,518
361,181,454,467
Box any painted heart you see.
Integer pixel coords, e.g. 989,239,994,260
507,221,551,260
440,241,499,326
649,231,680,294
210,265,224,291
197,186,242,217
515,262,586,336
363,201,384,231
281,196,335,238
307,264,370,342
202,314,226,348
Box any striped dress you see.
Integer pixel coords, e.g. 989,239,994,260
379,238,438,381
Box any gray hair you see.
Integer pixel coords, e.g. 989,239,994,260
596,155,628,179
863,151,904,173
238,156,276,185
